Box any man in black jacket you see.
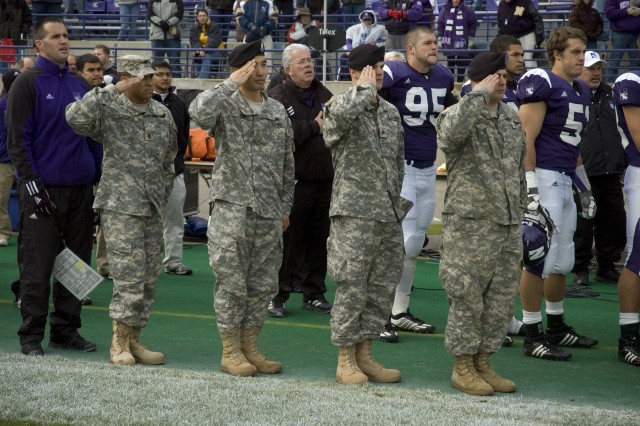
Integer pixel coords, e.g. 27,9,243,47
151,60,192,276
267,43,333,316
571,51,626,289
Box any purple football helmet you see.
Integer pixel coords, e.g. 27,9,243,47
521,206,555,267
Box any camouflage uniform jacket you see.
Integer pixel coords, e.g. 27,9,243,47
436,88,527,225
189,78,295,219
65,84,177,217
324,83,409,222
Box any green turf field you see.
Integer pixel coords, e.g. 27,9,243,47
1,239,639,424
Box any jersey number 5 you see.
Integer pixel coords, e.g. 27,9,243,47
560,103,588,146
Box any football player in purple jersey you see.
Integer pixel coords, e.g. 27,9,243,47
612,71,640,367
460,35,524,113
516,27,598,361
379,26,457,343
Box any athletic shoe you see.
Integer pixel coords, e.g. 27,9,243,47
546,325,598,348
618,335,640,366
165,264,193,275
390,309,436,333
267,301,286,318
81,297,93,306
0,238,8,246
523,336,572,361
572,269,589,286
21,342,44,356
502,336,513,347
379,321,398,343
507,317,526,336
595,268,620,285
303,299,332,314
565,285,600,298
49,334,97,352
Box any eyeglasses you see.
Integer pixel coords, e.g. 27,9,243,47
295,58,315,66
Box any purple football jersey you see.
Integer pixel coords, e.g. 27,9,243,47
460,77,520,112
613,71,640,168
382,61,454,166
516,69,591,173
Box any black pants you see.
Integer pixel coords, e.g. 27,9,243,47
274,180,331,304
573,174,626,272
17,183,94,345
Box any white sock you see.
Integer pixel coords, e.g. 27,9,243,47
545,300,564,316
508,316,524,334
522,310,542,325
619,313,640,326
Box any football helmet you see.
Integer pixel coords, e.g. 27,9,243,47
521,206,555,267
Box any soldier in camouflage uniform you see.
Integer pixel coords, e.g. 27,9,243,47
66,55,177,367
324,44,411,385
188,41,295,377
435,52,527,396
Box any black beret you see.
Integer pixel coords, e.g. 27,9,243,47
228,41,265,67
2,69,20,92
467,52,508,82
348,44,385,71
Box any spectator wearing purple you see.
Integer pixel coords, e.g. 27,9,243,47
605,0,640,82
437,0,477,82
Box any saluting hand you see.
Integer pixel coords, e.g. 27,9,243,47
356,65,377,87
230,60,256,85
473,73,500,99
115,75,145,93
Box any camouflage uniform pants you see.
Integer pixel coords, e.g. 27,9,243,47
208,201,282,331
439,214,521,355
328,216,404,346
102,210,164,328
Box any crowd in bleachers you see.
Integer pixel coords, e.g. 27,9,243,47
1,0,638,81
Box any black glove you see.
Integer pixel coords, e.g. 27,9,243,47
304,25,312,33
158,20,170,31
258,26,268,37
25,180,57,216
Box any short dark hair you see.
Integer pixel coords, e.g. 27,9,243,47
490,35,521,53
34,17,65,41
94,43,111,56
196,8,208,15
406,27,435,49
151,59,172,71
76,54,101,72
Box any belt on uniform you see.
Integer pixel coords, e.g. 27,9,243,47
406,159,430,169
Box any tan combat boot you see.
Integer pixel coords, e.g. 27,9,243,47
473,352,516,393
240,327,282,374
451,355,494,395
336,346,368,384
130,327,165,365
355,339,401,383
220,330,258,377
110,320,135,366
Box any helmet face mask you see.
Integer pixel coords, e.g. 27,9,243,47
521,207,555,267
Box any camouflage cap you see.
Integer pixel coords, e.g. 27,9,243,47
117,55,155,77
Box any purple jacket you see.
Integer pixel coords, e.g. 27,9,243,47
437,2,478,47
7,56,98,186
605,0,640,34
